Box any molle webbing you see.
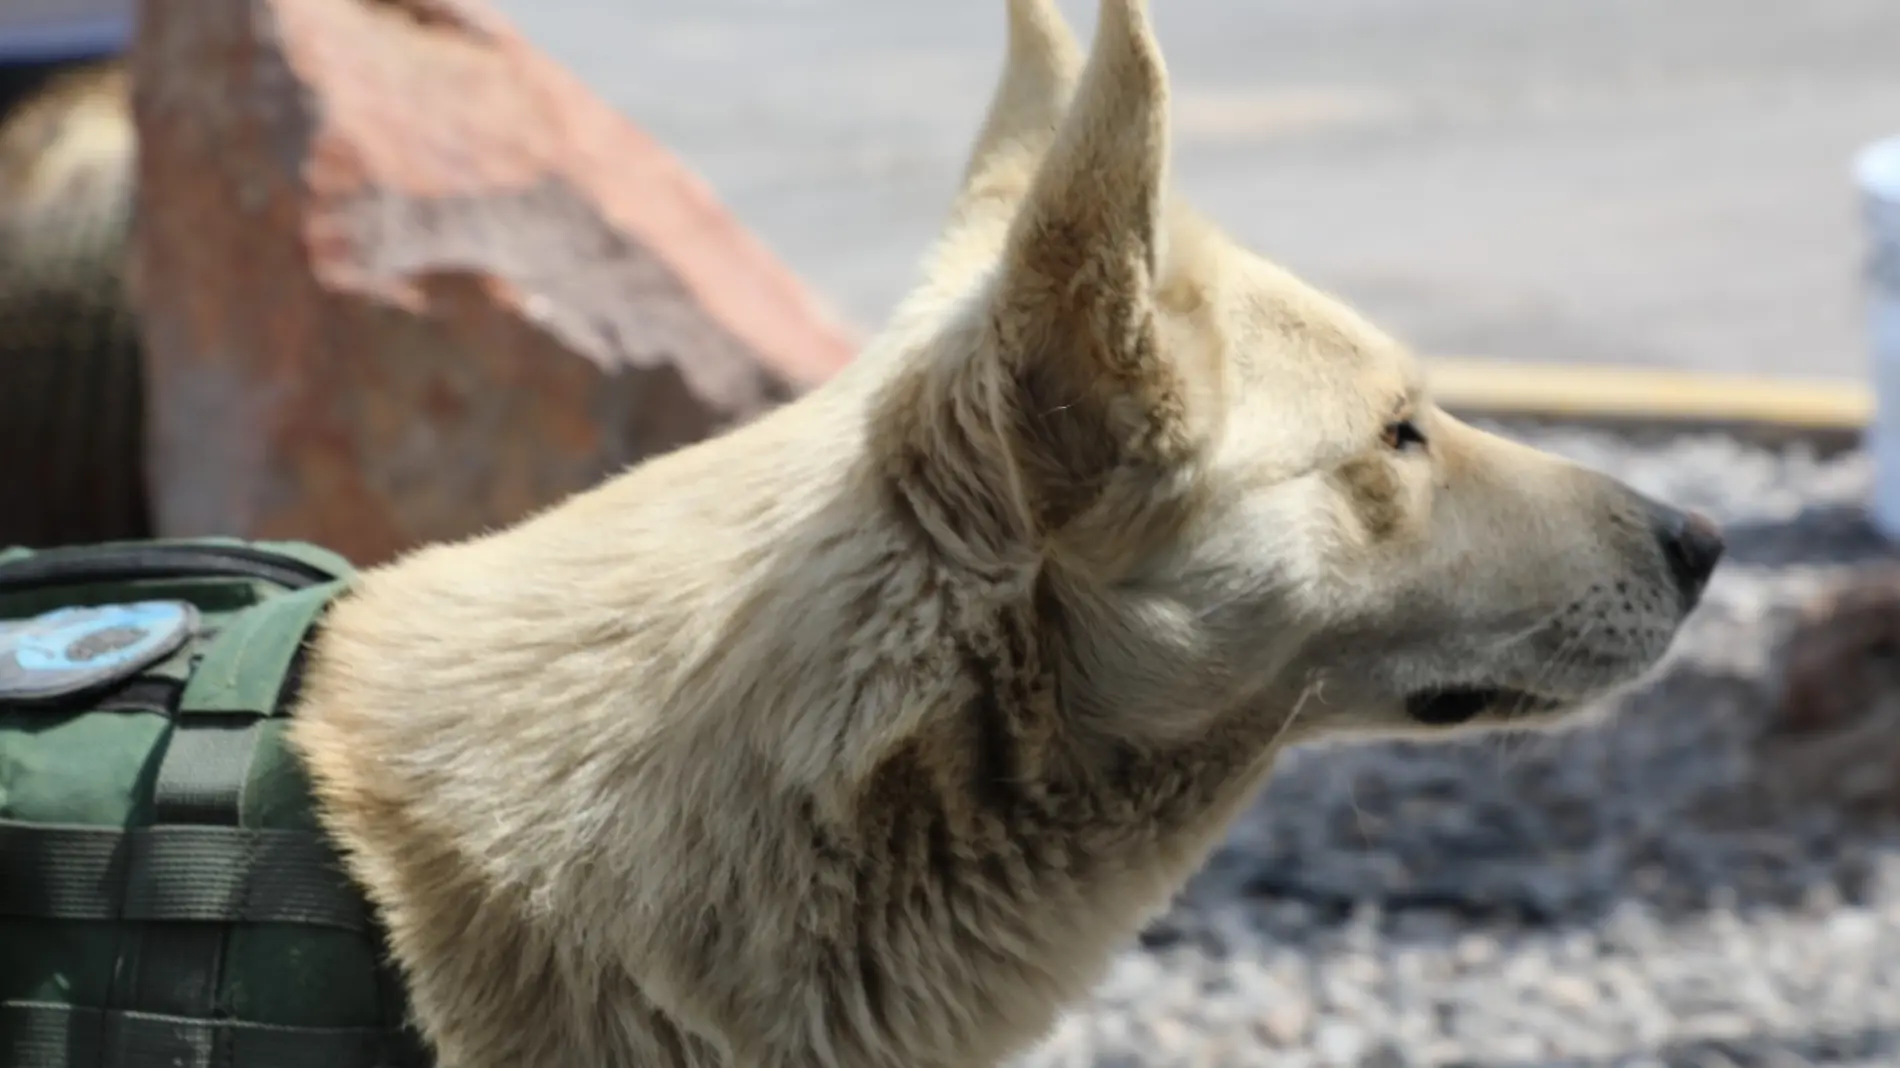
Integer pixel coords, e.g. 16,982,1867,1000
0,538,427,1068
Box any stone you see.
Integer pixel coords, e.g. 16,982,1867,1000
1255,998,1314,1046
1543,974,1601,1013
1771,568,1900,735
1760,568,1900,813
1312,1018,1367,1067
129,0,857,566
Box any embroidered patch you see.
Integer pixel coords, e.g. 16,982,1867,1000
0,601,199,702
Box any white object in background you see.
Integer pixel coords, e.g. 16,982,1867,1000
1858,134,1900,540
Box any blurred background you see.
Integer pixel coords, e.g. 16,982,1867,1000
5,1,1900,1066
520,0,1900,378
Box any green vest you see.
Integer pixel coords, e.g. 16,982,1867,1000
0,538,425,1067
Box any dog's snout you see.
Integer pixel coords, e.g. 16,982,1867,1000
1651,503,1724,607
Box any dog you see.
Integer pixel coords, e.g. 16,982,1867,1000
287,1,1724,1064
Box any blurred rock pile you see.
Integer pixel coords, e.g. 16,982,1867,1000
3,0,856,564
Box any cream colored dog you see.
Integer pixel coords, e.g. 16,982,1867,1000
288,1,1724,1065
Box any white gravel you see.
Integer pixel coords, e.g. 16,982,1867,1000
1015,428,1900,1068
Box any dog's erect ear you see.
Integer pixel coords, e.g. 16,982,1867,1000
952,0,1084,222
986,0,1188,533
879,1,1184,568
911,1,1083,307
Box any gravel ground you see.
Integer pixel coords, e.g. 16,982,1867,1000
1015,427,1900,1068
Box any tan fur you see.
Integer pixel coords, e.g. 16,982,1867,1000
287,3,1720,1065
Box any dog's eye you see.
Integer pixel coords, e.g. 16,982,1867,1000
1382,419,1428,452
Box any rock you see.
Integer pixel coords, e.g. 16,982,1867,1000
1311,1018,1367,1067
1771,568,1900,735
1760,568,1900,814
129,0,857,565
0,59,147,547
1255,997,1314,1046
1542,974,1601,1013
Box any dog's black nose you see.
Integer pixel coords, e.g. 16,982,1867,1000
1653,504,1724,607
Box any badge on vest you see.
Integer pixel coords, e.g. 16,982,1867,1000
0,600,200,701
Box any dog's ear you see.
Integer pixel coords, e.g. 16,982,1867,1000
984,0,1188,534
910,1,1083,308
953,0,1084,224
879,0,1186,569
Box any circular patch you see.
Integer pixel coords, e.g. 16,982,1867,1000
0,600,199,702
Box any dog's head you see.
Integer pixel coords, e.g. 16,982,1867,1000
873,0,1721,741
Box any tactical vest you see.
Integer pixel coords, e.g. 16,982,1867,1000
0,538,426,1068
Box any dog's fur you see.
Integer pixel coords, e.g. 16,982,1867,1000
287,3,1720,1065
